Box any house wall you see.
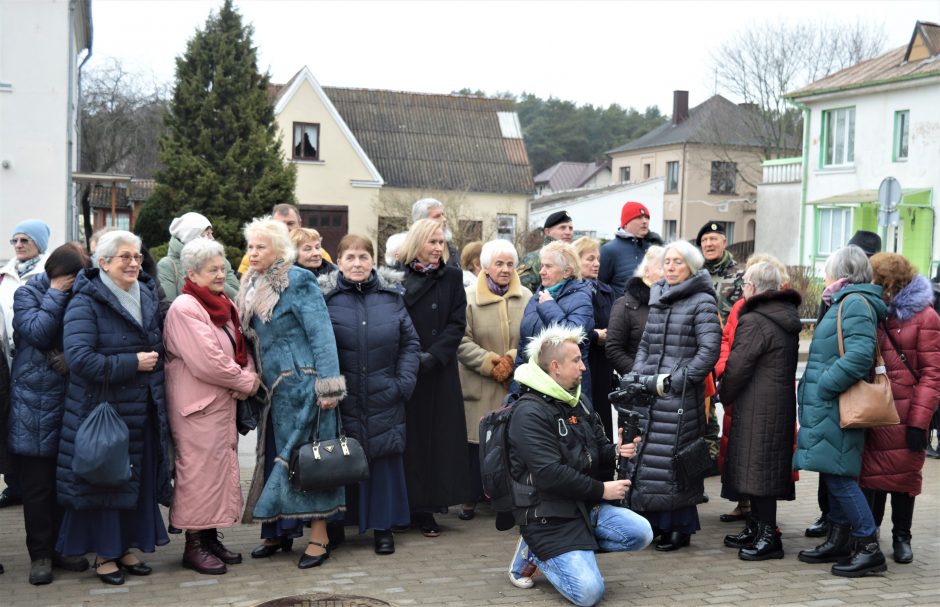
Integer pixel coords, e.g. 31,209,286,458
800,80,940,273
0,0,77,260
580,167,612,190
756,182,802,266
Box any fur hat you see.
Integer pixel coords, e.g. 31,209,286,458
847,230,882,258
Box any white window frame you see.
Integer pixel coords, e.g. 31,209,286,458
666,161,679,192
894,110,909,161
816,207,853,256
496,213,516,243
619,166,631,183
822,107,856,167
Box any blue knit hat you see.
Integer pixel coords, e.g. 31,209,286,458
12,219,51,254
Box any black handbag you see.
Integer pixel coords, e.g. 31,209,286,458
672,376,711,487
289,407,369,493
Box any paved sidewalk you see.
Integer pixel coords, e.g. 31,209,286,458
0,457,937,607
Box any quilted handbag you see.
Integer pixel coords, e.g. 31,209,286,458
289,408,369,493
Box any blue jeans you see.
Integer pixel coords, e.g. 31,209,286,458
531,505,653,607
821,473,877,538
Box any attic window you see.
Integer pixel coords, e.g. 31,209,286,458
293,122,320,161
497,112,523,139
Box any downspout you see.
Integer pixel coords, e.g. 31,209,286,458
790,99,812,267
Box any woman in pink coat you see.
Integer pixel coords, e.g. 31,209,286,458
164,238,260,575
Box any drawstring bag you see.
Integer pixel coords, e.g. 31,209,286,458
72,360,132,487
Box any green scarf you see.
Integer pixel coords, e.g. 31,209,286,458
704,250,734,275
545,277,571,299
514,360,581,407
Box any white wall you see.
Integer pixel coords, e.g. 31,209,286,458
756,181,801,265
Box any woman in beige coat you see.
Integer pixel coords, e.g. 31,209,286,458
164,238,260,575
457,239,532,520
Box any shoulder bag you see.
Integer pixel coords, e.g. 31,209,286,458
836,296,899,429
672,376,711,487
289,406,369,493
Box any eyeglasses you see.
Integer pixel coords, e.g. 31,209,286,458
9,238,32,246
106,253,144,264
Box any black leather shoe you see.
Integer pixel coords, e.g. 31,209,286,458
0,490,21,509
29,558,53,586
892,532,913,564
655,531,690,552
327,522,346,548
52,553,89,572
926,445,940,459
831,535,887,577
94,560,125,586
298,541,330,569
805,514,829,538
168,525,183,534
374,530,395,555
724,517,758,548
457,508,476,521
739,522,784,561
799,523,852,563
250,537,293,559
119,556,152,576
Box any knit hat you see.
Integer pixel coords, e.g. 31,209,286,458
846,230,881,258
169,212,212,244
12,219,51,254
620,201,650,227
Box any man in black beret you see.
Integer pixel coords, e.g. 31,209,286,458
518,211,575,292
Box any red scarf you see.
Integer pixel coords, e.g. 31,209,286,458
182,278,248,367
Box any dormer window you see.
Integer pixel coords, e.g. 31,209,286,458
293,122,320,161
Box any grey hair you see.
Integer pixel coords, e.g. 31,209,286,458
539,240,581,279
524,323,585,369
384,232,408,267
744,261,782,295
634,245,665,278
243,215,296,264
94,230,141,264
180,238,226,275
411,198,444,222
480,239,518,269
663,240,704,274
824,244,872,284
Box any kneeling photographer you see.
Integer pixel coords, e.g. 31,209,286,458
507,324,652,607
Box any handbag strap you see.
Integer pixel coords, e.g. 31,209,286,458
881,319,919,383
836,295,886,375
311,401,346,445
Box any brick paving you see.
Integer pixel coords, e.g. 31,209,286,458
0,447,937,606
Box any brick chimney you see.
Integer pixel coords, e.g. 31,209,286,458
672,90,689,125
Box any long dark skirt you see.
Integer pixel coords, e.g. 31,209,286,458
639,505,701,536
343,455,410,534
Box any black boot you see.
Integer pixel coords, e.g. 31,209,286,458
804,514,829,538
831,535,887,577
723,517,758,548
892,531,913,564
798,522,852,563
739,522,784,561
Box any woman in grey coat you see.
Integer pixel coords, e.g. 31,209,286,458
627,241,721,552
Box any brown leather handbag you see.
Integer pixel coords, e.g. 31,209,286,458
836,296,900,429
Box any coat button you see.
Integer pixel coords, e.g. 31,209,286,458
431,303,438,310
431,329,438,336
362,321,366,325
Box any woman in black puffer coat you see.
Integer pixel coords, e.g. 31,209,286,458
627,241,721,552
320,235,421,555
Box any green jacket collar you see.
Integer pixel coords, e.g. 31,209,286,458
514,361,581,407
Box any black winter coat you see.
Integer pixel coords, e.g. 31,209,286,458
320,268,421,460
720,289,801,498
402,264,473,509
57,269,172,511
628,270,721,512
586,279,616,435
606,277,651,376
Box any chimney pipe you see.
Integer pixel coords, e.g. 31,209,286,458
672,90,689,125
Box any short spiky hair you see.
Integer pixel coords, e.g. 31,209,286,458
525,323,585,370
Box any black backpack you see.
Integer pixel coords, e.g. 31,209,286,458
479,402,516,517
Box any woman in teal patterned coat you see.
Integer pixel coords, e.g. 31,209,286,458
794,244,888,578
237,217,347,570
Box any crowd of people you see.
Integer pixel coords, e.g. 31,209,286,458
0,199,938,607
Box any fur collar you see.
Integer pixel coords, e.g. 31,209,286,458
473,270,525,305
623,276,651,308
889,274,935,321
318,266,405,297
237,260,290,330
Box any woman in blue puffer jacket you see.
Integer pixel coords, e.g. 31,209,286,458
9,243,92,584
319,234,421,556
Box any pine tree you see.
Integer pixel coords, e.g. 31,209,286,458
135,0,295,259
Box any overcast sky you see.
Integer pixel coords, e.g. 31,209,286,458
91,0,939,112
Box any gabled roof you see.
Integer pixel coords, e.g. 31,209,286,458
787,21,940,99
606,95,770,154
87,179,155,210
534,161,610,190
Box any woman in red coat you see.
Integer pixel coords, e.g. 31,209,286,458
862,253,940,565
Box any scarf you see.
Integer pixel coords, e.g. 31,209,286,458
513,360,581,407
100,271,142,327
704,250,735,275
16,256,41,277
545,277,571,298
410,260,439,274
821,277,850,306
183,278,248,367
485,274,509,297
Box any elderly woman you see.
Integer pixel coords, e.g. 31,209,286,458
627,240,721,552
56,230,172,586
860,253,940,565
9,244,91,585
606,246,664,376
157,212,239,303
794,245,888,577
457,239,532,520
399,218,472,536
237,217,346,570
574,236,617,437
164,238,261,574
460,240,484,288
514,241,594,397
291,228,336,277
718,262,801,560
319,235,421,554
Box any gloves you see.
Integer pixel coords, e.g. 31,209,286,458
418,352,437,373
655,374,671,397
46,349,69,376
491,355,515,384
906,426,928,453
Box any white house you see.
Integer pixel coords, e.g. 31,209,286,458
0,0,92,260
786,20,940,275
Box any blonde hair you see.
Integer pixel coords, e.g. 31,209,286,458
399,218,449,265
746,252,789,286
524,323,585,370
290,227,322,249
572,236,600,259
634,245,665,278
540,240,581,279
243,216,296,264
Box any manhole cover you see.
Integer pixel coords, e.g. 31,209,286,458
256,594,393,607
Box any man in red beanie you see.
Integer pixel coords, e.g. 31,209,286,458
598,201,663,298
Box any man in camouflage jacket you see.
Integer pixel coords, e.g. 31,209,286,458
518,211,574,292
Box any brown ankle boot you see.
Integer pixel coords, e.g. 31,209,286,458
202,529,242,564
182,532,227,575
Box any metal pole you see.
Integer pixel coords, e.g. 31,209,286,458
110,179,117,226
